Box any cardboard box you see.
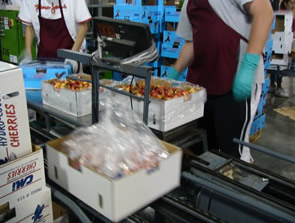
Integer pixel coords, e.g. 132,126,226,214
0,186,53,223
272,41,292,54
0,146,46,202
138,89,204,131
271,53,289,66
46,138,182,222
272,12,293,33
272,31,293,43
21,61,72,90
41,78,92,117
0,61,32,162
113,84,205,132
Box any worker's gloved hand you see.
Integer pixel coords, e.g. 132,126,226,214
19,55,32,65
64,59,79,74
167,67,181,80
232,53,260,101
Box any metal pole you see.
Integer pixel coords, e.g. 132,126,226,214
91,66,100,124
143,71,151,125
233,138,295,164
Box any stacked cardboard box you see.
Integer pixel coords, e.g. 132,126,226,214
0,61,32,162
0,61,53,222
271,11,293,66
0,146,53,223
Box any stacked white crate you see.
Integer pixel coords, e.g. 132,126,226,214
0,61,53,223
271,11,293,66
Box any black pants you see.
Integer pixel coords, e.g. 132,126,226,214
199,91,250,159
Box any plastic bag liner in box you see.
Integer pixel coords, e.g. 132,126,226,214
114,76,207,123
61,92,169,179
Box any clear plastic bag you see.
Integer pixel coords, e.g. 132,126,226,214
62,93,169,179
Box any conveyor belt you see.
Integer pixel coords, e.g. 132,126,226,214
152,193,226,223
183,151,295,223
26,90,208,151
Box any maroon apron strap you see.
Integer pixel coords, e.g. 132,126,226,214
58,0,65,19
39,0,41,16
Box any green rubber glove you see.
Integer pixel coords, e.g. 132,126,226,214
232,53,260,101
167,67,181,80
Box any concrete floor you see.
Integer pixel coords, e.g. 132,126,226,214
252,76,295,180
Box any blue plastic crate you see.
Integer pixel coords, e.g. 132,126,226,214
254,95,267,119
264,39,273,55
114,5,142,20
164,6,180,22
163,30,185,45
271,15,276,31
116,0,164,6
263,50,272,70
250,114,266,135
114,5,164,20
142,6,164,19
262,77,270,96
161,43,183,59
114,6,164,34
21,61,72,90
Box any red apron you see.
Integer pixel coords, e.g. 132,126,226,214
37,0,74,60
187,0,246,95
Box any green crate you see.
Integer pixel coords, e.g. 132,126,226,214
0,10,37,64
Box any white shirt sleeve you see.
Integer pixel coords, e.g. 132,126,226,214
232,0,254,13
18,1,33,24
75,0,92,23
176,0,193,41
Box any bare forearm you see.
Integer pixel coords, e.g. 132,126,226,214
72,22,88,51
25,25,34,57
174,41,194,72
245,0,274,54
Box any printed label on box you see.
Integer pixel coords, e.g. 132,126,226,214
0,149,46,201
0,66,32,163
1,187,53,223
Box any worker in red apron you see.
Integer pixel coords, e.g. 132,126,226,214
170,0,274,162
37,0,73,59
19,0,92,72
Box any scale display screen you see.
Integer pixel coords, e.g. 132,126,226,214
93,16,154,59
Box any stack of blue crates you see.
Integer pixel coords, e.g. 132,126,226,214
113,0,166,80
160,6,188,81
250,17,276,137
